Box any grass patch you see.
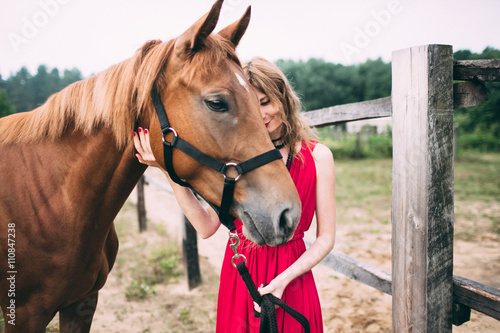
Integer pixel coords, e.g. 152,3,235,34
125,280,157,300
454,153,500,238
333,154,499,236
125,242,183,300
320,130,393,160
454,153,500,202
335,158,392,226
113,202,183,301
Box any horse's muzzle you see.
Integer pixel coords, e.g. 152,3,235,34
236,199,301,247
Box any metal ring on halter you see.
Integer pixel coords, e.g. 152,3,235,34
223,162,241,181
162,127,178,143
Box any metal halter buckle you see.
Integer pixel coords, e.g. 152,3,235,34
229,231,247,267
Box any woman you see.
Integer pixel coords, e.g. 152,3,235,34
134,57,336,332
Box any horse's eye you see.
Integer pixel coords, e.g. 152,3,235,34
205,99,229,113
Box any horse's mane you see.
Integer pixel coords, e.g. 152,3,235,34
0,34,240,149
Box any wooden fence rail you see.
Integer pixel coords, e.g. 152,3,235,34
310,242,500,324
302,59,500,128
136,45,500,330
302,96,392,128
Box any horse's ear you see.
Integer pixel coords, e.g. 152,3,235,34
218,6,251,47
174,0,223,58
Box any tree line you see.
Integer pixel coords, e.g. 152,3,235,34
0,65,83,116
0,47,498,151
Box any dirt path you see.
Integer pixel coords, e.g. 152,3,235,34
86,168,499,332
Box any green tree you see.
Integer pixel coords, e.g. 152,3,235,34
61,68,83,88
276,57,391,111
32,65,51,108
3,65,83,114
0,89,15,117
277,58,360,111
48,68,61,94
6,67,34,112
356,58,391,101
453,49,473,60
454,46,500,60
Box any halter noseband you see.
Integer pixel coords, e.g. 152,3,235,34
150,83,282,231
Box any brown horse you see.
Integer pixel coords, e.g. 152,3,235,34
0,1,301,331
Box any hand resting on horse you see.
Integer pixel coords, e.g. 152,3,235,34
133,128,162,169
133,127,221,239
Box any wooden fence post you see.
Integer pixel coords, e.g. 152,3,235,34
182,214,202,290
391,45,455,332
137,176,147,232
355,131,362,159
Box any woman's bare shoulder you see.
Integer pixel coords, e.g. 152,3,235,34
312,142,334,164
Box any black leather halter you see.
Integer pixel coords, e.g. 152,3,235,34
150,83,282,231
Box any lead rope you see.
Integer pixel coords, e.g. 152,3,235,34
228,232,311,333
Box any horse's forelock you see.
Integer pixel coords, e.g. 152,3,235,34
182,35,241,80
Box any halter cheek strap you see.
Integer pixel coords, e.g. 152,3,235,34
150,83,282,231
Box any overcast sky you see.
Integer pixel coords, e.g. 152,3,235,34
1,0,499,78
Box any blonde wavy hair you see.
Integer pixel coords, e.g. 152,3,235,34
243,57,315,160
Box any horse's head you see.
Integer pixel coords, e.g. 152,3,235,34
139,0,301,246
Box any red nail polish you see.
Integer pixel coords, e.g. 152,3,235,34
133,132,136,137
138,128,142,132
144,129,148,134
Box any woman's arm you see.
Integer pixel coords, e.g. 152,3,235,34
257,142,336,301
133,128,221,239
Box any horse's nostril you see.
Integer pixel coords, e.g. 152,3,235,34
279,208,291,234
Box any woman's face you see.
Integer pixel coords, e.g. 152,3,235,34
253,87,283,140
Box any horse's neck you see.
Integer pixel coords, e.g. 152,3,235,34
62,128,146,227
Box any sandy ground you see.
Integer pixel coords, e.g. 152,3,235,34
85,168,499,332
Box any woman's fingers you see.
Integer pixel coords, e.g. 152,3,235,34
253,301,261,313
133,127,161,168
144,128,152,153
133,132,144,154
138,128,148,152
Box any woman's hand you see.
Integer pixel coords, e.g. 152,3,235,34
133,127,161,168
253,278,287,313
133,128,221,238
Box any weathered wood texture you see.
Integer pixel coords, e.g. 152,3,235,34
182,214,202,290
304,238,392,294
319,248,392,295
302,96,392,127
453,81,488,109
391,45,455,332
454,59,500,82
137,176,147,232
453,276,500,321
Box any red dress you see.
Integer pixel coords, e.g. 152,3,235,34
216,141,323,333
